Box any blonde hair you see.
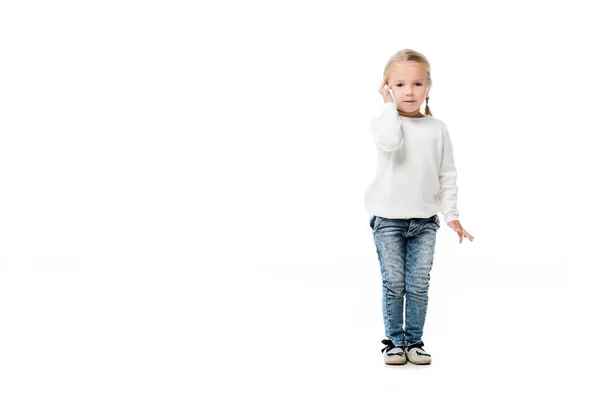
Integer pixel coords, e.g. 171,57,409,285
383,49,433,117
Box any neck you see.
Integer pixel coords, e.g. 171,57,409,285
398,110,425,118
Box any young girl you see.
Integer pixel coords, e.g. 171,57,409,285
364,49,474,365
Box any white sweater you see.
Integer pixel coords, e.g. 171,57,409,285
364,101,459,225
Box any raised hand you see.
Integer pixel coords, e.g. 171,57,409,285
379,80,394,104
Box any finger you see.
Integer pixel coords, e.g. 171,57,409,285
463,230,474,241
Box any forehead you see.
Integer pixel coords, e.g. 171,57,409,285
388,63,427,82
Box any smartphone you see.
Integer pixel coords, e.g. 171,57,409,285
386,84,397,106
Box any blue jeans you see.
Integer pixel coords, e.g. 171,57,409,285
369,214,441,348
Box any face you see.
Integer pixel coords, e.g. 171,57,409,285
387,62,430,116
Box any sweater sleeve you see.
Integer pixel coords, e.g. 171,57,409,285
370,102,404,152
438,123,459,225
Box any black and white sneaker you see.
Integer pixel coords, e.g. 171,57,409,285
381,339,407,365
405,341,431,365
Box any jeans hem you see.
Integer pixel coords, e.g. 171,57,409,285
405,340,424,348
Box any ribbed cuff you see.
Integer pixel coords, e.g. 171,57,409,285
444,213,459,225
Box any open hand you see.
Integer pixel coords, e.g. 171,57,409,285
447,220,474,244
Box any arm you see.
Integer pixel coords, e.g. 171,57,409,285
438,123,460,225
370,102,404,152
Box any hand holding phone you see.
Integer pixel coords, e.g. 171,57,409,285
388,86,398,106
380,81,397,105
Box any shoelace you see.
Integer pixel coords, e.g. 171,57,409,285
381,339,404,354
406,341,431,357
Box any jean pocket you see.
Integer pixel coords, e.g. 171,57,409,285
371,216,385,231
432,214,441,229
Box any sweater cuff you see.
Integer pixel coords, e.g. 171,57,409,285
444,213,459,225
382,101,398,116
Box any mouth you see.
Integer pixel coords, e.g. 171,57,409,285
403,101,416,103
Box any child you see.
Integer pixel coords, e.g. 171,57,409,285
364,49,474,365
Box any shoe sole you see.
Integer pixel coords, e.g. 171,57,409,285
384,359,407,365
384,353,407,365
407,359,431,365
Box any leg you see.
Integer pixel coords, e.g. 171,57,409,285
404,216,439,346
371,216,411,348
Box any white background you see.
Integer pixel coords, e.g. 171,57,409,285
1,0,599,398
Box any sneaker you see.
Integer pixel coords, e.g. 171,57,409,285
381,339,407,365
405,341,431,365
